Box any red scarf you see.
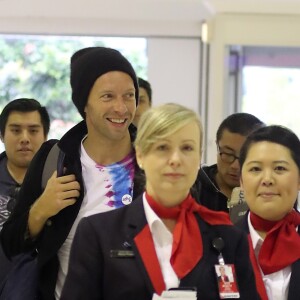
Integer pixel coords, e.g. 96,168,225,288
146,193,231,279
250,210,300,275
248,236,269,300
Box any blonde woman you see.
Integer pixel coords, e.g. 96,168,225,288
61,103,259,300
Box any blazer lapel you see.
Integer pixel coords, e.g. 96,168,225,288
288,259,300,300
288,230,300,300
236,214,268,300
125,196,165,296
134,224,165,295
238,213,300,300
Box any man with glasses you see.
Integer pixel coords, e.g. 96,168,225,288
197,113,264,213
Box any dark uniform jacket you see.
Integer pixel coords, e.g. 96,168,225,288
61,195,260,300
236,213,300,300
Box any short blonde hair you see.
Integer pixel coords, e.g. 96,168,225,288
134,103,203,155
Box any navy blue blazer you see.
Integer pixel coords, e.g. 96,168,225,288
61,196,260,300
236,213,300,300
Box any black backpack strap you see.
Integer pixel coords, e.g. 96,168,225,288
41,143,61,190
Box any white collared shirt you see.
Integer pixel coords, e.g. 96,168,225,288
143,193,180,290
248,214,291,300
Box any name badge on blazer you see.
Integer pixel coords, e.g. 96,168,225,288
110,250,135,258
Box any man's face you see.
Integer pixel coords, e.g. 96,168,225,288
1,111,46,169
216,129,247,191
84,71,136,143
219,266,226,276
132,87,151,127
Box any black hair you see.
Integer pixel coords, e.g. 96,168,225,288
239,125,300,171
0,98,50,137
216,113,264,142
138,77,152,104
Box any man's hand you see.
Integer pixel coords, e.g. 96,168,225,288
28,171,80,238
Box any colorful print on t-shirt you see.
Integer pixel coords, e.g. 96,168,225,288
96,153,135,208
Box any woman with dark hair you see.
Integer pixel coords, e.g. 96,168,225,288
237,125,300,300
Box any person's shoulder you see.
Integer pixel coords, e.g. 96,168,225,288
202,163,217,172
0,152,7,172
0,151,7,161
234,213,249,231
34,139,59,158
203,163,218,177
57,121,87,151
129,123,137,141
199,164,217,182
197,164,222,202
60,121,87,139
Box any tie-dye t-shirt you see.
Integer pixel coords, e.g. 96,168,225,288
56,140,135,299
95,157,134,208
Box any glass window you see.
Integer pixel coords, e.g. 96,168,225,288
0,34,147,152
242,66,300,136
239,46,300,137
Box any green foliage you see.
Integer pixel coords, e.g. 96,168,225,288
0,35,147,128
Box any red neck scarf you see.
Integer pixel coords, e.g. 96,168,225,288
250,210,300,275
145,192,231,279
247,235,269,300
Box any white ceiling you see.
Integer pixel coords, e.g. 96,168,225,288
1,0,300,38
0,0,208,20
204,0,300,16
1,0,300,21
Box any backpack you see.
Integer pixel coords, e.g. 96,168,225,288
42,142,64,189
228,187,249,224
0,143,63,300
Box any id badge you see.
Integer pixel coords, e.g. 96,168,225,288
152,287,197,299
215,264,240,299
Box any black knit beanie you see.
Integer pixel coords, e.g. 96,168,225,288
70,47,139,118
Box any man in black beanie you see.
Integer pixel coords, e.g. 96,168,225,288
70,47,139,118
1,47,144,300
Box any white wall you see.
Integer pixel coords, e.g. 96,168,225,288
147,38,201,114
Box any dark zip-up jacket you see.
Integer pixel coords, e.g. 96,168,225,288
197,164,229,212
0,121,144,300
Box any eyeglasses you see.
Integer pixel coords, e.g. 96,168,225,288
217,144,239,164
